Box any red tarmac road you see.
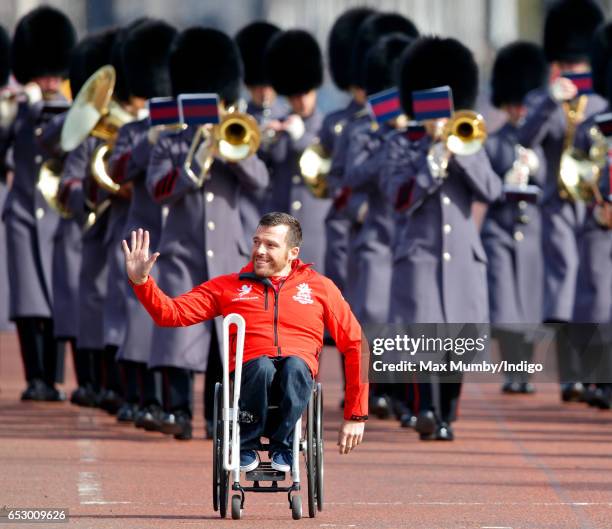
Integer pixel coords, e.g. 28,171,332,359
0,331,611,529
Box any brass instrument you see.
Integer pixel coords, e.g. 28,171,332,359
36,159,71,218
427,111,488,179
60,65,135,194
299,141,331,198
557,95,602,202
184,109,261,186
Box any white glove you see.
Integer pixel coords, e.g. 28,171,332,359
550,77,578,102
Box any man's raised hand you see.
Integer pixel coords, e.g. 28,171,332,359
122,228,159,285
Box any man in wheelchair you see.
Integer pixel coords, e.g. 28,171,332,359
124,212,368,472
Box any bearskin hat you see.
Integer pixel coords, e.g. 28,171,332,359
399,36,478,115
11,6,76,84
235,21,281,86
491,41,548,107
543,0,604,63
111,18,150,104
122,20,177,99
363,33,414,96
328,7,377,91
351,12,419,88
69,29,118,98
170,27,242,104
265,30,323,96
0,26,10,87
590,21,612,102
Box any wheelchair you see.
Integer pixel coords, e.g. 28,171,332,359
212,313,324,520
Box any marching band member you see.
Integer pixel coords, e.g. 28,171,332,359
0,25,11,332
3,6,76,401
107,19,177,424
517,0,606,402
481,42,548,394
383,36,502,440
263,29,328,267
146,27,269,440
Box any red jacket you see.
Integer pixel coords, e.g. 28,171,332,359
131,259,369,421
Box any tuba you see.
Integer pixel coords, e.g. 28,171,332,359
61,65,135,194
184,108,261,187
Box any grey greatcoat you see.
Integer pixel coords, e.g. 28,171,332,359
102,122,136,349
241,98,286,240
382,132,502,324
2,100,66,319
343,121,395,324
0,125,12,330
60,136,110,350
115,119,162,364
264,109,329,270
572,114,612,325
146,127,269,371
482,122,545,324
322,99,366,291
518,89,607,321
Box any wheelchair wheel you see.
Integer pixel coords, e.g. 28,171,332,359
306,387,317,518
212,382,229,518
231,494,242,520
291,495,302,520
315,383,324,512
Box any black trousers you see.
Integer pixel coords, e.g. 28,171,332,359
15,317,61,386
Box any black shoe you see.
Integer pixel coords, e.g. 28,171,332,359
399,413,417,429
590,387,612,410
370,395,392,419
138,404,165,431
435,422,454,441
116,403,138,423
561,382,584,402
21,379,47,401
161,410,192,440
415,410,437,435
70,385,100,407
501,381,522,394
42,384,66,402
99,389,123,415
519,382,535,394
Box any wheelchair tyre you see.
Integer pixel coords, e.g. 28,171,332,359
306,387,316,518
291,495,302,520
212,383,229,518
231,494,242,520
315,383,324,511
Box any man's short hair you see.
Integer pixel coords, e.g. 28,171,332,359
258,212,303,248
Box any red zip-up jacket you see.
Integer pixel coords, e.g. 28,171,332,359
131,259,369,421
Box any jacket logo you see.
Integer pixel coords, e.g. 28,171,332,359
293,283,314,305
231,284,258,302
237,285,252,298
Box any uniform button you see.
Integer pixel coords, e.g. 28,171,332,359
443,252,451,262
514,230,524,242
519,214,530,224
206,192,214,202
34,127,43,137
443,224,452,234
34,155,43,164
292,200,302,211
206,249,214,258
518,200,527,210
442,195,451,206
207,221,215,231
35,207,44,220
292,175,301,184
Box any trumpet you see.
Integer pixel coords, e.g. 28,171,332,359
184,109,261,187
60,65,135,194
427,110,488,179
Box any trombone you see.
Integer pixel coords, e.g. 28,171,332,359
183,108,261,187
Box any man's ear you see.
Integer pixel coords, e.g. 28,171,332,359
289,246,300,261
